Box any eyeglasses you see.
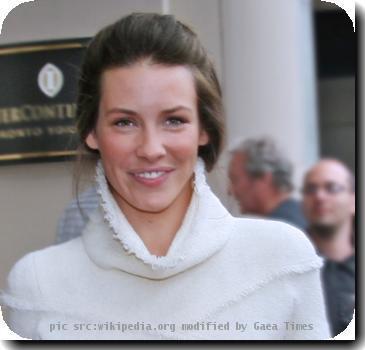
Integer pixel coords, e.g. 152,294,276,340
302,182,350,196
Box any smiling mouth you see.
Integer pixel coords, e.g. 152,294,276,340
129,168,174,186
134,171,167,179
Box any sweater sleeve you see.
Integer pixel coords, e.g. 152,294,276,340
284,268,331,340
0,253,43,339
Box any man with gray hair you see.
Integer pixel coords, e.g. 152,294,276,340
228,137,307,230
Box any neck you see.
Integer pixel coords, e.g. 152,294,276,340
309,219,354,262
114,181,193,257
261,191,290,215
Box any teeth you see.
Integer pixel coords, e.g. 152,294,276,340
135,171,165,179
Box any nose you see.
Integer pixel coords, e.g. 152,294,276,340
135,127,166,161
313,187,329,200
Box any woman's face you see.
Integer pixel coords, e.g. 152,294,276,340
86,62,209,213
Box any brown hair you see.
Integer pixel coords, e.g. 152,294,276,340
76,12,224,176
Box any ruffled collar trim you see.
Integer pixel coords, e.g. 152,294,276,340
93,158,233,275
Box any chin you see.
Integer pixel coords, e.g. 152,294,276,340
311,214,332,224
135,198,173,213
314,219,334,227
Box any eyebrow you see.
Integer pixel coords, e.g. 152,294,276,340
105,108,137,116
105,105,193,117
162,106,193,114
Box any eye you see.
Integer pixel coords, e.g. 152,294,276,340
326,182,346,194
165,116,187,127
114,118,137,128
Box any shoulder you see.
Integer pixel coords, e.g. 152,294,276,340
29,238,90,285
228,216,322,271
1,251,41,310
231,216,312,246
2,252,39,303
24,237,85,268
1,239,85,309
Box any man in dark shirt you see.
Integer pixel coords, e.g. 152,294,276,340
302,159,355,337
321,255,355,337
228,137,307,231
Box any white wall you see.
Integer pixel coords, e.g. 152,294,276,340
221,0,319,200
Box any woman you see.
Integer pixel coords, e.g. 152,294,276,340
0,13,330,340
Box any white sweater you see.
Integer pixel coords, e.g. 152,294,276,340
0,160,330,340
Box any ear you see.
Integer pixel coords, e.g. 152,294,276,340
85,130,99,150
198,129,209,146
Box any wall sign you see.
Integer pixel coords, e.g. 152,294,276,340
0,38,89,164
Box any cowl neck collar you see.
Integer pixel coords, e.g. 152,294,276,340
82,158,234,279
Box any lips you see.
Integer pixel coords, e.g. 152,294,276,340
129,167,175,187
